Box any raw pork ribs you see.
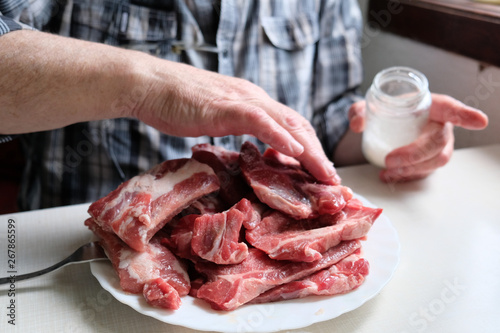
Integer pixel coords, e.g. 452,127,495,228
88,158,219,252
85,141,382,311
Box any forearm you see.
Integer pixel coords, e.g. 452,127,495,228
0,30,150,134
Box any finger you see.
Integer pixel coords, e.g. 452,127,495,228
270,105,341,184
201,78,339,184
348,101,366,133
209,103,305,157
385,121,453,168
253,114,306,156
217,100,340,184
429,93,488,129
380,134,454,182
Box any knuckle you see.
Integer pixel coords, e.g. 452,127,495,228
242,105,266,121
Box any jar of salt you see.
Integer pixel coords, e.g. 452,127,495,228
362,66,431,168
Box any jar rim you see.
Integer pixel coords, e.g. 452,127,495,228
372,66,429,109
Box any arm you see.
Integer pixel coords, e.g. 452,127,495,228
0,30,133,133
0,29,337,183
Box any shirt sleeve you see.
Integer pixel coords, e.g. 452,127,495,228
0,14,24,35
1,0,39,36
311,0,364,159
312,90,362,159
0,14,25,144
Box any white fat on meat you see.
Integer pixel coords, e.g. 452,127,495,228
108,161,215,226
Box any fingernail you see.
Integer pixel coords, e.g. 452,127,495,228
324,161,341,184
289,140,304,156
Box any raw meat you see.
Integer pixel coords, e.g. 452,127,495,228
245,199,382,262
262,147,301,167
181,194,227,216
85,218,190,310
84,141,383,312
194,240,361,311
191,199,258,264
239,141,353,219
250,251,369,303
143,278,183,310
167,199,259,265
192,143,240,169
88,158,220,252
192,143,250,206
163,214,199,262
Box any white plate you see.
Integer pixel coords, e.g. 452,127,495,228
90,194,400,332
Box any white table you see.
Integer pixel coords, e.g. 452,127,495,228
1,144,499,333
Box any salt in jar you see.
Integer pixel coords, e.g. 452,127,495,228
362,66,431,168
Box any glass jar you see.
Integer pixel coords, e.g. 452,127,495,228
362,66,431,168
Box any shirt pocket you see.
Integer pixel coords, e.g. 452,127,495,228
261,11,320,51
258,11,319,113
71,0,178,57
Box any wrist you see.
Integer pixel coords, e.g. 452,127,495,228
111,53,143,120
89,46,154,120
123,53,188,129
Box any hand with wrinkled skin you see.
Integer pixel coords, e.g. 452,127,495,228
348,93,489,183
135,61,339,184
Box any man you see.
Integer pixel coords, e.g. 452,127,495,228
0,0,488,210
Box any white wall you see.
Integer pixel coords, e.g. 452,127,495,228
357,0,499,149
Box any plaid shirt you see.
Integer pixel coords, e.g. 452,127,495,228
0,0,363,210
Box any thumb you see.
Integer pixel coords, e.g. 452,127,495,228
348,100,366,133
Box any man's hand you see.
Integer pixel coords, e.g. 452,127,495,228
134,61,339,184
348,93,489,182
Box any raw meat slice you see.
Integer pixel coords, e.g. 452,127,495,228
191,199,257,264
143,278,182,310
163,214,199,262
161,194,226,259
181,194,227,216
250,251,369,303
84,218,190,310
245,198,382,262
192,143,240,169
194,239,361,311
167,199,259,264
239,141,352,219
262,147,301,167
88,158,220,251
188,277,206,298
192,143,251,206
241,195,268,230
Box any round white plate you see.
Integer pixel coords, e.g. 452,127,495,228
90,194,400,332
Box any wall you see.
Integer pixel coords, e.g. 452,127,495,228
357,0,499,149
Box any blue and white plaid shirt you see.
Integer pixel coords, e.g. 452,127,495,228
0,0,363,210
